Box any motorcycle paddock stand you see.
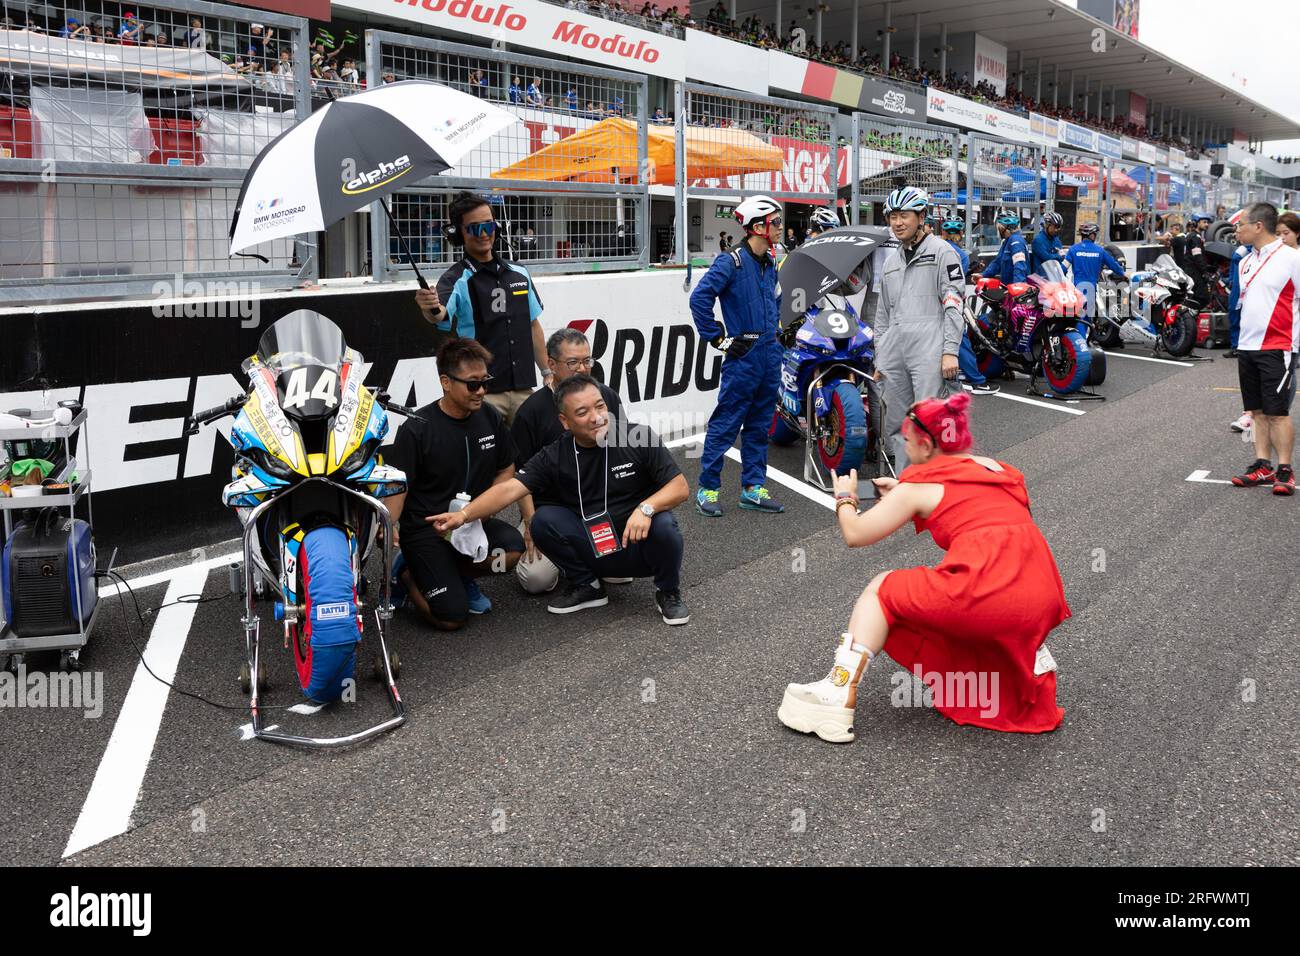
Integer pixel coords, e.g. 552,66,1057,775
1026,371,1106,402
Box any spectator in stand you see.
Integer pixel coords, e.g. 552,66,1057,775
382,70,396,85
273,50,294,95
119,12,144,44
565,85,578,111
61,17,89,39
24,16,44,34
185,18,206,49
526,76,544,106
469,68,488,97
508,77,522,104
339,58,360,89
651,106,667,123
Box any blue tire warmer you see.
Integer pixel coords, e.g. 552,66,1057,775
300,526,359,703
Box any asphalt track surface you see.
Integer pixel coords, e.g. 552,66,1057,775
5,346,1298,866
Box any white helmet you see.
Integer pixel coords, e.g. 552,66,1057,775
734,194,782,231
809,207,840,232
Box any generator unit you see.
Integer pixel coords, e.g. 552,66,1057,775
1,513,97,639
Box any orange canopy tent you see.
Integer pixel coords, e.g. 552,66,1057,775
490,116,783,185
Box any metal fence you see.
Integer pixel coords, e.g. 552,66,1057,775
676,82,838,261
967,134,1042,254
0,0,312,300
364,30,649,281
1113,160,1155,244
1046,146,1108,245
848,113,960,226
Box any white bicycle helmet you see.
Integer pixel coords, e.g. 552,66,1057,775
733,194,782,231
809,207,840,232
1042,211,1063,228
883,185,930,215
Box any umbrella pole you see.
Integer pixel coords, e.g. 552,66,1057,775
381,198,429,290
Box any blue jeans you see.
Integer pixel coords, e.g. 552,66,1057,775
957,332,985,386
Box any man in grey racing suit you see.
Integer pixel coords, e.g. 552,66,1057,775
873,186,967,467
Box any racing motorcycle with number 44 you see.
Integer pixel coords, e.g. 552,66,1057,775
185,310,415,748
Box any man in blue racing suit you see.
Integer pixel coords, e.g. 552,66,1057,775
943,218,999,395
983,210,1030,284
690,194,785,518
1030,211,1066,274
1064,222,1128,321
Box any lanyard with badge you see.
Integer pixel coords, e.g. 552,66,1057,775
574,436,621,557
1240,243,1283,300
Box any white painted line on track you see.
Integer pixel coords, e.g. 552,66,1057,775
664,431,708,449
722,447,836,510
1104,350,1194,367
64,564,210,858
97,549,241,601
994,392,1087,415
1186,469,1233,485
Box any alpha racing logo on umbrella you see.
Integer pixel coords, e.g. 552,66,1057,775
342,155,413,195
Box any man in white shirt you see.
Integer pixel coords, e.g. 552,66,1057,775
1230,203,1299,496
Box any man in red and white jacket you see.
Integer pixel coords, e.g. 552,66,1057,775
1231,203,1300,496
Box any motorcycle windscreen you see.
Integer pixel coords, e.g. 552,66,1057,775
1035,260,1069,284
1152,253,1180,273
255,310,358,375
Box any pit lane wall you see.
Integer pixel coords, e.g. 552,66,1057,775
0,269,718,561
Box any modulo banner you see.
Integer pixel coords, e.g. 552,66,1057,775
336,0,686,80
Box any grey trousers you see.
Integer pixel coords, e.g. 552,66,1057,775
876,323,951,467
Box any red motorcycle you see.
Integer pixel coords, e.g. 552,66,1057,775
967,260,1100,395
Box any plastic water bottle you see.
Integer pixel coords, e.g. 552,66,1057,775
444,493,471,541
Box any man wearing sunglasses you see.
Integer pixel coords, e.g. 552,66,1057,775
510,328,624,594
387,338,526,628
416,191,550,426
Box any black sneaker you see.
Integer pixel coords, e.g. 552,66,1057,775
547,579,609,614
655,589,690,625
962,381,1001,395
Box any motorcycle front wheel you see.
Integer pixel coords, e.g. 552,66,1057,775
290,525,360,703
1041,329,1092,394
1091,313,1122,348
1161,306,1198,357
816,381,868,475
768,406,800,446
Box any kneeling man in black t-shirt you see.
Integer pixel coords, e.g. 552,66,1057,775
387,338,524,630
431,374,691,625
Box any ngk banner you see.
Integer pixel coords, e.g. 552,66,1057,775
337,0,686,80
688,135,849,199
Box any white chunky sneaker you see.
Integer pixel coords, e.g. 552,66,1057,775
778,633,874,743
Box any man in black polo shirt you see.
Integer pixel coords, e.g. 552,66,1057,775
415,192,549,425
386,338,524,630
511,327,623,594
432,375,691,625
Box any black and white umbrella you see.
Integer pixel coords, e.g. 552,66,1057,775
229,80,516,285
779,226,890,330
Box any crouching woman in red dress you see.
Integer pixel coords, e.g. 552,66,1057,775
778,393,1068,743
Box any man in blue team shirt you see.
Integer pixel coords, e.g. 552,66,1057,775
982,210,1030,284
942,218,999,396
1030,212,1066,274
1064,223,1127,327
